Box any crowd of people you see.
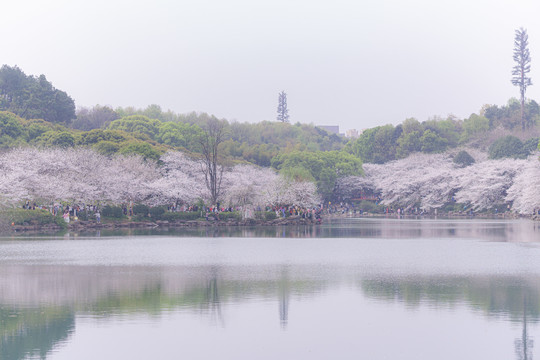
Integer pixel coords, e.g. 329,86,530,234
19,201,325,224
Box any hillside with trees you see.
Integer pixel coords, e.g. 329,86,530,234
345,99,540,165
1,63,540,215
0,65,75,125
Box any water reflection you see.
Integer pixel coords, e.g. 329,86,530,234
516,296,534,360
361,276,539,360
278,268,290,329
1,265,540,359
360,276,540,322
1,218,540,359
205,268,223,326
3,217,538,242
0,307,74,360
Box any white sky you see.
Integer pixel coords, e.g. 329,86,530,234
3,0,540,131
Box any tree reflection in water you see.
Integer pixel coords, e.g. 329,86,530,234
515,296,534,360
205,267,223,326
361,275,540,360
2,218,540,360
278,268,290,329
0,308,74,360
4,272,540,359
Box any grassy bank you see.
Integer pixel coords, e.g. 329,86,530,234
0,209,66,229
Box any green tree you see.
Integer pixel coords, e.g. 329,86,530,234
396,118,424,157
119,141,161,161
280,165,315,182
271,151,362,200
346,125,397,164
73,105,119,130
422,117,461,147
461,114,489,142
108,115,160,138
94,141,120,156
523,137,539,154
482,99,536,129
78,129,129,146
402,118,422,134
524,100,540,128
142,104,165,120
420,129,448,153
156,121,203,150
453,150,475,167
25,119,58,141
38,131,76,148
488,135,527,159
0,111,24,139
396,131,422,158
0,65,75,124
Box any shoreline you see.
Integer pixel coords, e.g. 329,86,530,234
326,212,540,220
7,212,540,233
9,215,322,232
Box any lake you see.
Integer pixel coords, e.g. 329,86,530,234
1,217,540,360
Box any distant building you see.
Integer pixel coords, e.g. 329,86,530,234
345,129,360,139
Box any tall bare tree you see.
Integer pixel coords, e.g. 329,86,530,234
277,91,290,123
199,118,227,205
512,27,533,130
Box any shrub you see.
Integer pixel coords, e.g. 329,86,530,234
77,210,88,221
264,211,277,221
453,150,475,167
488,136,527,159
1,209,66,228
131,214,147,222
523,137,539,154
219,212,242,221
54,214,68,228
133,204,149,216
356,200,384,213
94,141,120,156
149,207,165,218
48,131,75,148
160,212,201,222
119,141,161,161
254,211,277,220
101,205,123,218
440,203,463,213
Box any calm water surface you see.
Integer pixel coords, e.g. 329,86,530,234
1,217,540,359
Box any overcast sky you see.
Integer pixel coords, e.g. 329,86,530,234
3,0,540,131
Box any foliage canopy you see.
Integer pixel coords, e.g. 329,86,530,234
0,65,75,124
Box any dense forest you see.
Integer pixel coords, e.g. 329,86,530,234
1,64,540,214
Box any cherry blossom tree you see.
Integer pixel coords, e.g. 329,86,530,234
339,151,539,213
0,148,72,205
284,179,321,207
454,158,526,210
335,175,376,201
221,164,277,207
0,147,158,207
505,154,540,214
261,176,320,208
100,154,159,205
364,153,456,210
148,151,206,206
1,147,537,215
